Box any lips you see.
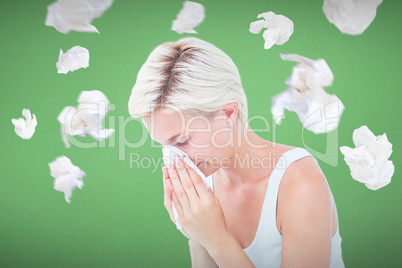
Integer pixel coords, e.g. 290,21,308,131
196,162,201,167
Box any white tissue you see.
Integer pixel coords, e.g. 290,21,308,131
322,0,383,35
271,53,344,134
162,145,212,230
172,1,205,34
49,156,86,203
56,46,89,74
45,0,114,34
57,90,115,148
340,126,394,190
249,11,293,49
11,109,37,139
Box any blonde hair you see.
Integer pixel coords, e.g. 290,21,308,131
128,37,249,131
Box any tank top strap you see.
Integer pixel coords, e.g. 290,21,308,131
261,148,315,234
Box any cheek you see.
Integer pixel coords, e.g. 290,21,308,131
187,134,214,161
189,132,211,149
190,134,228,162
209,118,232,147
187,119,231,162
213,131,231,147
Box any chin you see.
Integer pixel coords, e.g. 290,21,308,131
197,161,220,177
201,166,219,178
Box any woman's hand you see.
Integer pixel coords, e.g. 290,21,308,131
165,156,230,250
164,157,256,268
162,166,191,239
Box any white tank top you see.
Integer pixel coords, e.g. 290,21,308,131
207,148,345,268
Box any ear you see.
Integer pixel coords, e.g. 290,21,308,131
222,102,238,122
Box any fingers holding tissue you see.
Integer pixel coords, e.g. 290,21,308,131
163,165,191,239
166,155,228,248
162,167,174,222
161,145,213,230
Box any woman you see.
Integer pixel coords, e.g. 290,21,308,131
128,37,344,268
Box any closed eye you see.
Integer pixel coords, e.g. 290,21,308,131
176,139,188,146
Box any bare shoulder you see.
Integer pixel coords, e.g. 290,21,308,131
267,142,332,200
282,149,330,195
277,148,333,233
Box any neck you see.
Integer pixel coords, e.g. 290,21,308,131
217,126,272,186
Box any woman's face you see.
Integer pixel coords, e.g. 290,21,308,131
142,109,235,176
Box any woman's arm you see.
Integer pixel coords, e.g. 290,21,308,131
279,156,333,268
189,239,218,268
204,230,255,268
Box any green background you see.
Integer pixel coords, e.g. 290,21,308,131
1,0,401,267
